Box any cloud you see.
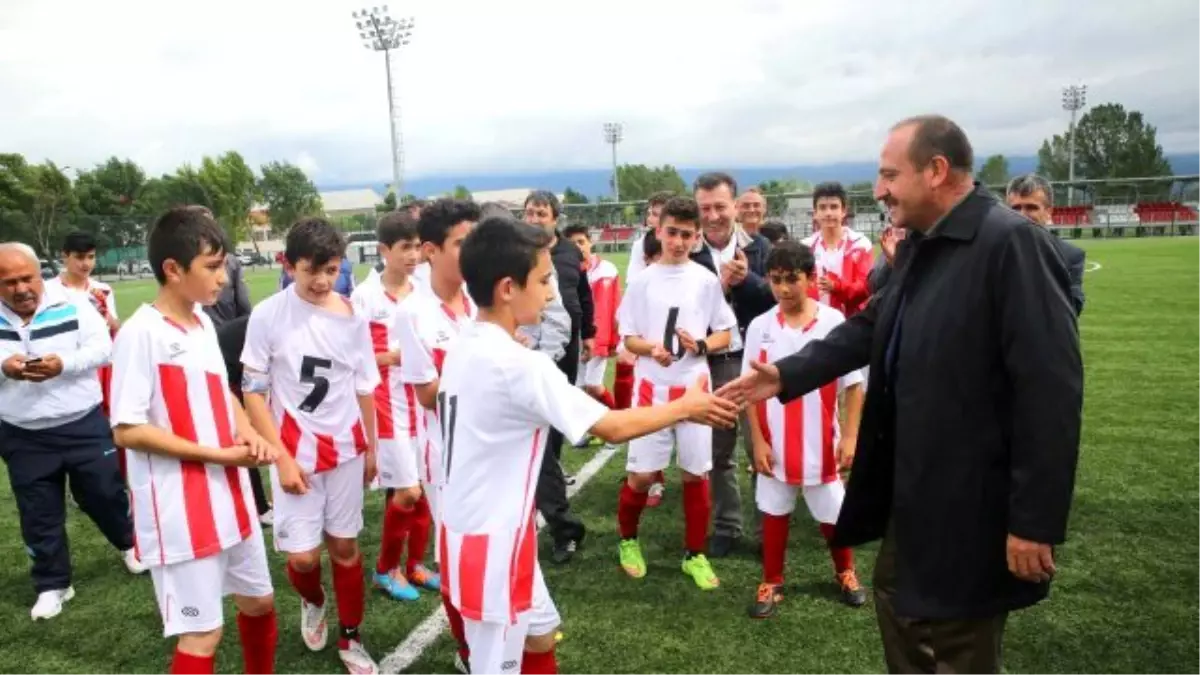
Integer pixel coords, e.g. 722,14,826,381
0,0,1195,183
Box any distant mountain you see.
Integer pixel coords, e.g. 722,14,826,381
319,153,1200,201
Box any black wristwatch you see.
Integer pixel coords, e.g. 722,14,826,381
695,339,709,356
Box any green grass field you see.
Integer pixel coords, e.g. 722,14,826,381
0,238,1196,673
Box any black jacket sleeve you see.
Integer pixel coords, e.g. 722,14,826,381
997,224,1083,544
775,296,877,403
1063,243,1086,317
232,258,253,319
578,256,596,340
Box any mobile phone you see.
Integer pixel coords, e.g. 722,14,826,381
24,357,42,365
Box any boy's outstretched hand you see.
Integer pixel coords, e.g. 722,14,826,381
715,360,782,407
679,374,739,429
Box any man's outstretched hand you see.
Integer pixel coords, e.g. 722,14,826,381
714,360,782,407
679,374,740,429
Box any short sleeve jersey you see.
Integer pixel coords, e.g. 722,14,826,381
438,321,607,624
742,304,863,486
109,305,256,566
241,286,380,474
46,276,118,322
617,261,737,386
351,274,421,443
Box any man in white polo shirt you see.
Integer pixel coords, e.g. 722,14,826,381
0,242,144,622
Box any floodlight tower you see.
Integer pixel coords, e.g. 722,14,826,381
353,6,415,205
603,122,624,201
1062,84,1087,206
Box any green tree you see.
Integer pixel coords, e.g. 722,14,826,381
197,151,258,243
0,155,76,258
138,167,215,216
1037,103,1172,181
73,157,148,251
258,161,322,233
563,187,589,205
377,190,398,213
451,185,472,200
847,181,874,193
977,154,1010,187
616,164,687,201
757,178,811,215
400,193,419,206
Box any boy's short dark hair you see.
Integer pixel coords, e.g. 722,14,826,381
642,229,662,260
760,220,790,245
148,207,231,285
377,211,420,247
812,181,848,208
659,196,701,229
460,217,553,308
285,217,346,268
418,198,481,247
647,191,674,209
693,171,738,195
765,240,815,277
524,190,561,219
562,224,590,240
61,231,97,255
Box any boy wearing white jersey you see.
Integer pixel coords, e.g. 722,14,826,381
351,212,441,602
563,224,620,408
742,241,867,619
110,207,277,675
241,219,382,675
441,216,738,675
614,197,738,590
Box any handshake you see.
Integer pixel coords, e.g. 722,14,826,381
672,360,784,429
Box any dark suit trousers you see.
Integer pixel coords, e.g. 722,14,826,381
535,332,585,544
873,527,1008,673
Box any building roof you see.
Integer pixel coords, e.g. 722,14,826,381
321,188,383,213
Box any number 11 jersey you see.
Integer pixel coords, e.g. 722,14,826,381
241,286,381,474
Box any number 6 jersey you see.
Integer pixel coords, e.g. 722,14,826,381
241,286,381,474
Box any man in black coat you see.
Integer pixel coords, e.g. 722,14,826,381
719,115,1083,673
1005,173,1087,316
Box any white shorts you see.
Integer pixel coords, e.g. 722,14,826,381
376,435,420,490
270,455,365,553
755,474,845,523
463,563,560,675
577,356,608,389
151,531,273,637
626,378,712,475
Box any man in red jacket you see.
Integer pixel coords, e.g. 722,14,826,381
801,182,874,317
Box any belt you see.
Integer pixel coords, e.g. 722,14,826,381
707,350,744,362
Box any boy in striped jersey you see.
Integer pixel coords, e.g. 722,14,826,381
241,219,382,674
110,207,278,674
742,241,867,618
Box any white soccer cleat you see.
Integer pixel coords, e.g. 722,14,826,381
338,639,379,675
259,509,274,527
30,587,75,621
122,548,147,574
301,599,329,651
454,651,470,674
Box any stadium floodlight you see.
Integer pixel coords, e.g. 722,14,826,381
603,122,624,202
353,7,416,206
1062,84,1088,206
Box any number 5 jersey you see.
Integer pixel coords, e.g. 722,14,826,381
240,285,381,474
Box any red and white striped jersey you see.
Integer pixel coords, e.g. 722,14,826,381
241,286,380,474
109,305,256,566
394,286,476,487
351,274,421,444
742,304,863,486
617,261,737,387
801,228,874,316
586,256,621,357
46,276,118,324
438,321,607,623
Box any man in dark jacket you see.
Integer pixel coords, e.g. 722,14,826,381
1005,173,1087,315
719,116,1083,673
523,190,596,563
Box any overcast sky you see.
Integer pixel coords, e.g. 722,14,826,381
1,0,1197,184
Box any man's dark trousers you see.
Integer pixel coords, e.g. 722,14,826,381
535,332,586,548
0,406,134,592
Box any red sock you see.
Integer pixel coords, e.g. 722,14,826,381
405,494,433,577
376,500,414,575
617,481,649,539
522,647,558,674
442,595,470,662
286,560,325,607
682,478,711,554
613,362,634,410
598,389,616,409
237,609,278,674
819,523,854,573
762,513,790,585
170,649,214,675
331,556,365,642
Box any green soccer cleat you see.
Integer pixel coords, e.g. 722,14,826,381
681,553,720,590
618,539,647,579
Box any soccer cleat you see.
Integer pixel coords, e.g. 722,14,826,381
618,539,647,579
30,587,74,621
837,569,868,607
555,630,564,643
407,565,441,592
122,548,147,574
646,482,665,508
748,583,783,619
259,509,274,527
453,651,470,674
338,639,379,675
551,538,579,565
374,572,419,602
300,598,329,651
681,554,720,590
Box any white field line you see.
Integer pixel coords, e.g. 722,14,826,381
1085,261,1102,273
379,444,620,674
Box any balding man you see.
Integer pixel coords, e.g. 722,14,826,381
719,116,1083,673
1006,174,1087,315
736,188,767,237
0,243,143,621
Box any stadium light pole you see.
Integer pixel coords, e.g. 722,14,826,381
353,6,414,207
1062,84,1087,206
603,122,624,202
